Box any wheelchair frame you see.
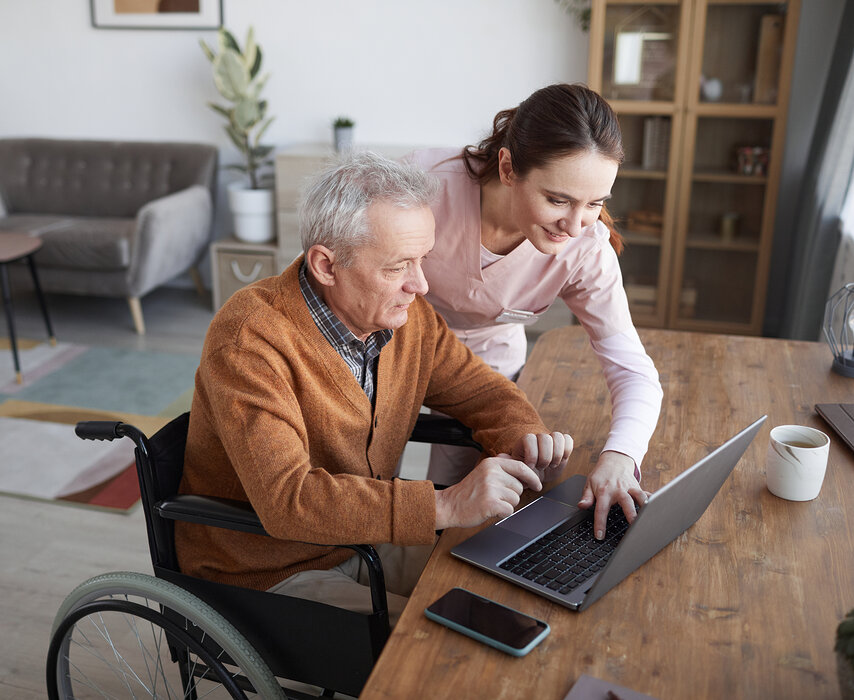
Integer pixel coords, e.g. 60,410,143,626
46,411,479,699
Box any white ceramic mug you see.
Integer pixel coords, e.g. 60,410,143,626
766,425,830,501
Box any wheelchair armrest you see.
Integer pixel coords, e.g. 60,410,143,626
156,495,390,615
409,414,482,450
156,494,268,536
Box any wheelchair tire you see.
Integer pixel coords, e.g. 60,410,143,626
46,571,284,699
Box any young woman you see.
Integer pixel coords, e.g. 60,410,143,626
407,83,663,538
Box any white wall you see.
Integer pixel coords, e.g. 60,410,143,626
0,0,588,274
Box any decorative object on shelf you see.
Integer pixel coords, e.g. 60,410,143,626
837,608,854,699
333,117,355,152
719,212,740,242
553,0,591,31
699,75,723,102
201,26,276,243
626,210,663,236
641,116,670,170
754,14,784,104
90,0,223,30
735,146,770,176
823,283,854,378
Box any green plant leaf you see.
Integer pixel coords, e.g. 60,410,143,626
224,164,249,173
254,116,275,145
251,145,275,159
199,39,216,63
234,98,261,131
220,28,240,53
213,50,249,102
248,72,270,101
243,27,258,72
225,124,248,153
207,102,231,119
249,45,263,79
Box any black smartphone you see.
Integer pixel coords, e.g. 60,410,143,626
424,587,550,656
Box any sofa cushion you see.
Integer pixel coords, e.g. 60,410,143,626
34,217,135,270
0,214,75,236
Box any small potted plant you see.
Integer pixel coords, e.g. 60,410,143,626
838,608,854,699
333,116,355,152
200,26,276,243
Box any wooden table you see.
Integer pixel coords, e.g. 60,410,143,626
361,327,854,700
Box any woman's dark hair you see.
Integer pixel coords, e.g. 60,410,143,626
462,83,625,254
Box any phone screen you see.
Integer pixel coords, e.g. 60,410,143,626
425,588,548,650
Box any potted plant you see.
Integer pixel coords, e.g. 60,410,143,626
838,609,854,699
200,27,276,243
333,116,355,152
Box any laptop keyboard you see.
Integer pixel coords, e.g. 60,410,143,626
498,505,632,595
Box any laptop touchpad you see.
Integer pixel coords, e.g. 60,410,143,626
498,498,579,539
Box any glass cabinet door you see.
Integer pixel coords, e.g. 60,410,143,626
610,113,675,326
599,4,682,103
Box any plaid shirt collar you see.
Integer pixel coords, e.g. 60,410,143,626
298,262,393,399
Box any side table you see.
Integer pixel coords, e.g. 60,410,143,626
0,232,56,383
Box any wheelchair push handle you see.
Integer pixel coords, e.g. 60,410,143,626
75,421,124,441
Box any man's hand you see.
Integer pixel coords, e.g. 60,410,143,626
512,431,573,484
434,456,542,530
578,450,650,540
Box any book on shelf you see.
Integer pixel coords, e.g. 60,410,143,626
642,116,670,171
754,14,783,104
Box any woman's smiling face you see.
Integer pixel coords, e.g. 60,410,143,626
500,148,619,256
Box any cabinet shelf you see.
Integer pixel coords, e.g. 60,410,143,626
694,103,778,118
623,231,665,246
620,166,668,180
685,234,760,251
692,169,768,184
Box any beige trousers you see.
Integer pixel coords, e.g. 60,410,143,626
267,540,436,627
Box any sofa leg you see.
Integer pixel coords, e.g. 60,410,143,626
189,266,206,297
128,297,146,335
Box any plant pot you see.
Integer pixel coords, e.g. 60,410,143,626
227,184,275,243
840,652,854,700
334,126,354,153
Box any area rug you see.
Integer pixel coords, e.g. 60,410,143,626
0,339,198,513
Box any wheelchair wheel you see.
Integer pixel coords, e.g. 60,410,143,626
47,571,284,699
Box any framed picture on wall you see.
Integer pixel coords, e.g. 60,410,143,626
90,0,223,30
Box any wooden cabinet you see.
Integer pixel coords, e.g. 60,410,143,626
588,0,800,334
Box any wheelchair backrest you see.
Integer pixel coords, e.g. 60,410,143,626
136,411,190,571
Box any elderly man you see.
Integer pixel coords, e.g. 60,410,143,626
176,152,572,622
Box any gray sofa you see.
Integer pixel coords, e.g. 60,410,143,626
0,138,217,333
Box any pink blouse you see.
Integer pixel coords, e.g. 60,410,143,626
407,148,663,470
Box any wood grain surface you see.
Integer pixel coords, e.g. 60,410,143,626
360,327,854,700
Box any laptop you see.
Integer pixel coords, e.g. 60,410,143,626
815,403,854,453
452,416,767,611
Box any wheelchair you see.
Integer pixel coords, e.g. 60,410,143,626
46,411,479,699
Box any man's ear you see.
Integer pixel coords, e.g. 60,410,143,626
497,147,515,186
305,245,337,287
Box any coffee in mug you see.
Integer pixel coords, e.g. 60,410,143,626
766,425,830,501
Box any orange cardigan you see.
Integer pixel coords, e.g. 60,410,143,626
175,257,547,591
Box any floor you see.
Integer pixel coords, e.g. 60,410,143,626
0,284,575,698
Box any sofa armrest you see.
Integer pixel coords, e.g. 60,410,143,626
128,184,213,297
